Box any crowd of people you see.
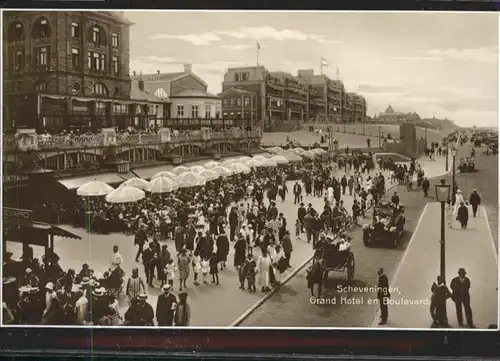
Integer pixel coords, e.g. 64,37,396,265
3,147,415,326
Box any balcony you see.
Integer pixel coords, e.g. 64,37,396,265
3,127,262,152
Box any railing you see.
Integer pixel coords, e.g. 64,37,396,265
3,128,262,152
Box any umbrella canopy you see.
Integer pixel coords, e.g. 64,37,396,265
239,156,252,162
119,177,151,191
105,186,145,203
212,165,233,177
77,181,114,197
253,155,268,163
262,153,273,158
244,159,262,168
172,165,190,175
226,162,251,174
302,150,316,158
222,158,238,165
267,147,284,154
271,155,289,164
190,165,206,173
283,152,303,162
151,171,177,180
198,169,219,182
312,148,327,154
176,172,206,188
260,158,279,167
204,161,221,169
292,147,306,154
149,176,178,193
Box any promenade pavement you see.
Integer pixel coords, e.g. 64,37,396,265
373,203,498,329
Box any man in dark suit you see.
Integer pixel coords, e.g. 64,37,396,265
377,268,390,325
450,268,475,328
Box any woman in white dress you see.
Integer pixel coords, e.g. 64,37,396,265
445,200,453,228
272,245,286,285
256,248,272,292
453,189,465,217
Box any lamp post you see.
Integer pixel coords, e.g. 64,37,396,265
435,179,451,327
451,146,457,205
445,142,449,172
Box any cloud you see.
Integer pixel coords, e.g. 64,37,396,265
218,44,253,50
134,56,179,64
149,32,221,46
394,46,498,63
357,84,406,94
216,26,341,44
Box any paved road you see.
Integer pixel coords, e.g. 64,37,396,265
373,202,498,329
237,157,453,328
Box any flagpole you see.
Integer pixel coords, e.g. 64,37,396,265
320,58,323,75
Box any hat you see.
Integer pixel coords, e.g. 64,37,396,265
179,292,188,300
28,287,39,294
137,293,148,300
300,203,304,206
458,268,466,275
180,248,187,254
162,284,172,291
45,282,54,291
26,268,32,273
319,231,326,237
80,277,91,285
92,287,106,297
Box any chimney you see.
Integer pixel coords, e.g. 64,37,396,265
133,70,136,76
184,64,192,73
138,77,144,91
157,70,160,74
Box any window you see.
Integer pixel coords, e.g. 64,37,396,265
237,98,242,106
10,22,24,42
33,17,50,38
113,104,128,114
91,26,100,43
191,105,199,118
177,105,184,118
223,99,229,105
149,105,156,115
234,74,240,81
230,98,236,106
96,101,107,115
215,107,221,119
71,48,80,69
112,33,119,48
87,51,105,71
112,56,119,75
205,106,211,118
36,83,46,92
242,73,248,81
14,50,24,71
93,83,108,96
71,22,80,38
244,97,250,106
35,47,49,68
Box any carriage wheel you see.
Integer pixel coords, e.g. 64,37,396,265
347,254,355,280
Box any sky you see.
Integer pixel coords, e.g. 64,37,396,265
126,11,499,127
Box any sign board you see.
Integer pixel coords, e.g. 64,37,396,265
3,207,33,221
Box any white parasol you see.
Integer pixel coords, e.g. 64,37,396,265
176,172,207,188
149,176,178,193
204,161,221,169
292,147,306,154
253,155,268,163
105,185,145,203
198,168,220,182
77,181,114,197
302,150,316,158
244,158,263,168
271,155,289,164
190,165,206,173
227,162,252,174
151,171,178,180
239,156,252,162
312,148,327,154
212,165,233,177
259,158,279,167
222,158,238,165
172,165,190,175
119,177,151,191
283,151,303,162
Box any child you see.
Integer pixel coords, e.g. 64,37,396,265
201,257,210,284
245,254,257,293
209,252,219,285
360,198,366,217
238,257,249,290
164,258,176,288
192,251,201,286
295,219,301,238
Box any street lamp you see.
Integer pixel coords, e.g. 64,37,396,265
451,146,457,205
435,178,451,327
445,142,449,172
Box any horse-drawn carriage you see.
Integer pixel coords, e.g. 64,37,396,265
458,157,476,173
306,237,355,298
362,201,405,248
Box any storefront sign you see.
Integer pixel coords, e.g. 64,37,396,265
4,207,33,221
3,175,29,182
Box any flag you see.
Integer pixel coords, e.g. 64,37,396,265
321,57,329,66
257,41,261,50
336,66,340,77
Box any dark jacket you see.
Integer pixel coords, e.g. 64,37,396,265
469,192,481,206
377,274,390,299
156,293,177,326
457,205,469,223
450,276,471,301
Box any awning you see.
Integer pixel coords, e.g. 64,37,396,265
133,165,172,180
58,173,126,190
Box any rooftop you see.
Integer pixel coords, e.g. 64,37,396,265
130,80,166,103
171,89,218,98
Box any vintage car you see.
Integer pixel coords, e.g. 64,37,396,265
362,201,405,248
458,158,476,173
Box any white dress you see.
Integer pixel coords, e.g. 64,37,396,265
454,193,465,215
272,250,285,283
257,255,271,288
192,255,202,274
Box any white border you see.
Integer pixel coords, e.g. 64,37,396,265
0,9,499,332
